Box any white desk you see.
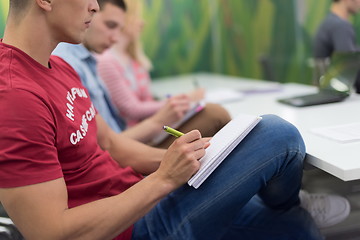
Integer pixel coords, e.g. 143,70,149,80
152,73,360,181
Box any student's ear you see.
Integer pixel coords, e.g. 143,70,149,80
35,0,52,11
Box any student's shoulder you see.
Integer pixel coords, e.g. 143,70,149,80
51,55,77,72
50,55,83,84
53,42,80,54
0,43,46,91
323,13,352,28
52,43,90,74
52,43,85,64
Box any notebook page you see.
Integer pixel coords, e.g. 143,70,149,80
188,114,262,188
310,122,360,143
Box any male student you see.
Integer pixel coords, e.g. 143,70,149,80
52,11,231,149
0,0,344,239
314,0,360,91
314,0,360,58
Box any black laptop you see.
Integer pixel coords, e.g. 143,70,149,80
278,52,360,107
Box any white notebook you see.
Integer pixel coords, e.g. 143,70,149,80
188,114,262,189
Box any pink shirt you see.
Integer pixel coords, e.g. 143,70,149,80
97,50,164,126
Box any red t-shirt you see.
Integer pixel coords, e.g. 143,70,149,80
0,42,143,240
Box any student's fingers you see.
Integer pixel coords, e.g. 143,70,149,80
172,99,190,110
177,130,202,144
188,88,205,101
177,134,208,160
158,132,209,187
175,132,209,152
192,138,211,159
159,138,202,185
173,93,190,101
192,138,210,151
201,137,211,149
166,97,190,118
156,99,188,123
195,148,206,160
202,137,211,143
169,95,191,106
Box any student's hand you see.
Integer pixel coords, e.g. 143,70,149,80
155,130,210,189
187,88,205,102
151,94,191,126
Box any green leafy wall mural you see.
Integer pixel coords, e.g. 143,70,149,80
0,1,9,37
141,0,335,84
0,0,357,85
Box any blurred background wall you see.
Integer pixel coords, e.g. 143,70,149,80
1,0,359,84
0,1,8,38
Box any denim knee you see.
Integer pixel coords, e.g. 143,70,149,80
260,114,306,156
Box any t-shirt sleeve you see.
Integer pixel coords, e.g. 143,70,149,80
0,89,63,188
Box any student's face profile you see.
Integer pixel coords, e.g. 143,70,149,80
124,12,145,42
83,3,126,54
49,0,99,44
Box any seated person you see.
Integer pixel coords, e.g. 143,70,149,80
313,0,360,59
97,0,204,127
313,0,360,91
52,1,230,149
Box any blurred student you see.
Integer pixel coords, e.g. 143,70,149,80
314,0,360,58
97,0,206,127
53,1,230,149
313,0,360,91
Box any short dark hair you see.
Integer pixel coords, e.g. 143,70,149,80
98,0,127,11
9,0,30,13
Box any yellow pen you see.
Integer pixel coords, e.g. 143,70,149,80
163,126,184,137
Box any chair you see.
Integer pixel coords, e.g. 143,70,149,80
259,55,277,82
0,217,24,240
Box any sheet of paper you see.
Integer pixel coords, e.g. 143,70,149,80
310,122,360,143
205,89,244,104
188,114,262,188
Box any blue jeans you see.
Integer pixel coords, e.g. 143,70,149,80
132,115,323,240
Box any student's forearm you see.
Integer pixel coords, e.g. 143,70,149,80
61,173,173,240
121,117,163,143
1,175,174,240
107,130,165,175
2,130,205,240
96,115,165,175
